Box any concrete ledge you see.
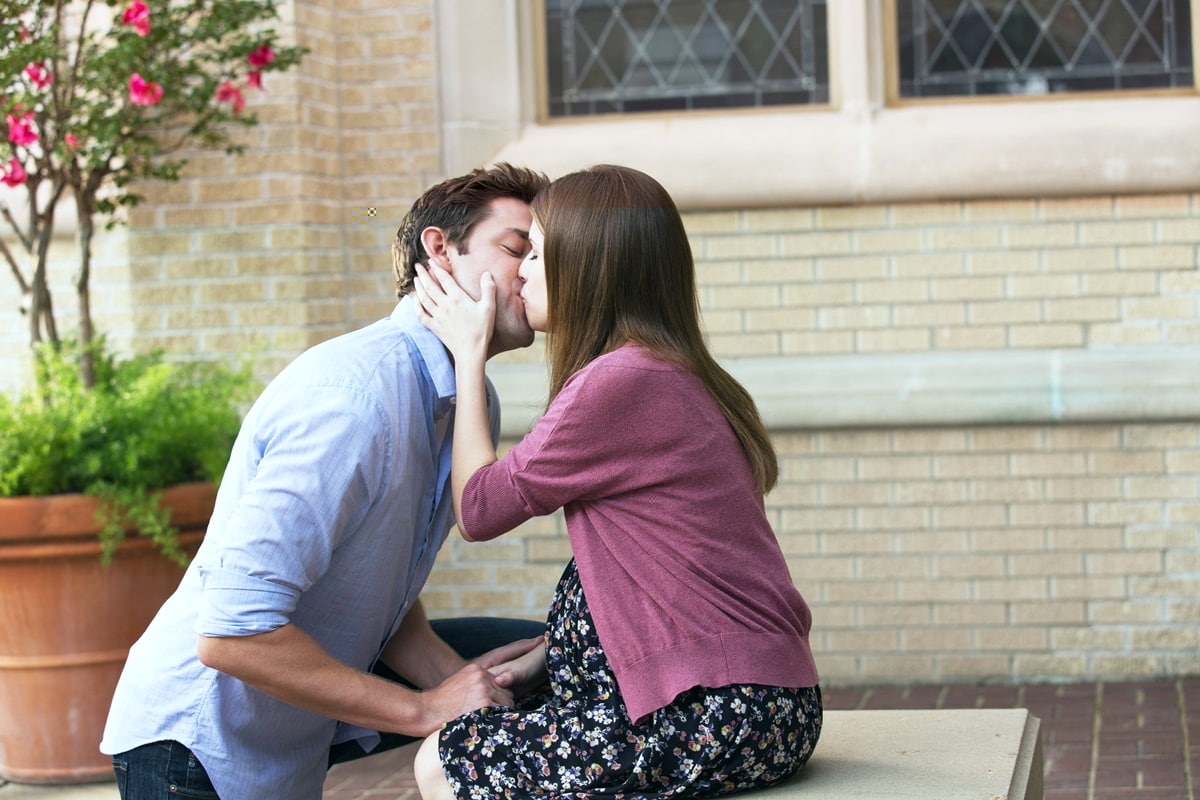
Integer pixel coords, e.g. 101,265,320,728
753,709,1044,799
490,348,1200,437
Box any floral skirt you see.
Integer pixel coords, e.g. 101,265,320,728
438,560,822,799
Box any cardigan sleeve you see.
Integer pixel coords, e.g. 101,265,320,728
461,355,676,541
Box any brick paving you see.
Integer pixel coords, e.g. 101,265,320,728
319,677,1197,800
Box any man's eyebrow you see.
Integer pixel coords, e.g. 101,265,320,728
501,227,530,240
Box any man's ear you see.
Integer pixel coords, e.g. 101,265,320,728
419,227,455,273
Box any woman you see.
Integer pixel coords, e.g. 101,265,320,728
412,165,821,799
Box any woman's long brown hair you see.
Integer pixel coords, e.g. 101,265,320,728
532,165,778,493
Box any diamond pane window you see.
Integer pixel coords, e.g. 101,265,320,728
543,0,829,117
895,0,1194,97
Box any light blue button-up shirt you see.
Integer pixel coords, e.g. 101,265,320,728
101,298,500,800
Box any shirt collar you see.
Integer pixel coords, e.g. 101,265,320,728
391,296,456,417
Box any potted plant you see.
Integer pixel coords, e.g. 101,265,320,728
0,0,303,783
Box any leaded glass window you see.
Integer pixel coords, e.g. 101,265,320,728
543,0,829,118
895,0,1194,97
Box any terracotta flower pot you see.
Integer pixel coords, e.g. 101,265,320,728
0,482,213,784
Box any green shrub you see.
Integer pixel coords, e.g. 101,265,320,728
0,338,256,564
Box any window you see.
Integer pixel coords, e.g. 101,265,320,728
893,0,1194,98
541,0,829,117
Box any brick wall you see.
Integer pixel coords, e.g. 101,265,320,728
426,195,1200,686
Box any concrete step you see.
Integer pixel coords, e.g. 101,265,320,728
753,708,1043,800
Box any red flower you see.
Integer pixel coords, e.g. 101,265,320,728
2,158,27,187
128,73,164,106
247,44,276,68
6,111,37,147
216,81,245,113
122,1,151,37
64,133,81,151
247,70,263,90
24,62,52,90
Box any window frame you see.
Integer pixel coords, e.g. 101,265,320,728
881,0,1200,106
434,0,1200,209
533,0,833,121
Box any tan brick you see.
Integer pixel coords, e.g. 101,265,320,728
932,276,1006,301
935,554,1006,578
1040,196,1114,221
1007,274,1081,298
1083,272,1158,296
860,455,933,480
1089,601,1165,624
894,252,966,277
743,259,814,283
1123,297,1197,320
1008,323,1084,347
857,328,930,351
1010,502,1086,526
740,208,813,233
975,628,1048,651
934,602,1007,625
1011,602,1086,624
933,504,1007,528
1010,552,1084,577
1120,245,1196,270
816,205,888,229
965,198,1039,222
929,226,1003,250
896,579,972,602
967,250,1040,276
967,299,1041,324
781,282,856,306
1113,194,1191,218
1051,576,1128,600
704,234,777,259
933,326,1007,349
1080,219,1156,245
904,628,974,651
780,231,852,257
860,604,933,627
1003,223,1078,248
890,201,963,226
854,229,924,255
1043,247,1116,272
817,304,891,329
894,302,965,327
814,255,889,280
1158,218,1200,242
894,530,970,552
859,278,929,303
744,308,816,331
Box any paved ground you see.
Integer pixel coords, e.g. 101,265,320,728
2,677,1194,799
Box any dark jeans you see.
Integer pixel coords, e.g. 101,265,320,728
110,616,546,799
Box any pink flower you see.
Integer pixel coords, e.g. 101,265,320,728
64,133,80,150
2,158,27,187
24,62,52,90
216,80,245,113
246,70,263,90
247,44,275,68
128,73,164,106
122,1,151,36
6,111,37,147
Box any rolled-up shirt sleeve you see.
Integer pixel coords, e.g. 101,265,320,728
195,565,299,636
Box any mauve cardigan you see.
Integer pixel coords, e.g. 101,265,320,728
461,344,819,723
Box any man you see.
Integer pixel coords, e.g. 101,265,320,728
101,163,551,800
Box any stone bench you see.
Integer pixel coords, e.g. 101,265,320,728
749,708,1044,800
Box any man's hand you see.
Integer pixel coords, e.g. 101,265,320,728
415,662,514,733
